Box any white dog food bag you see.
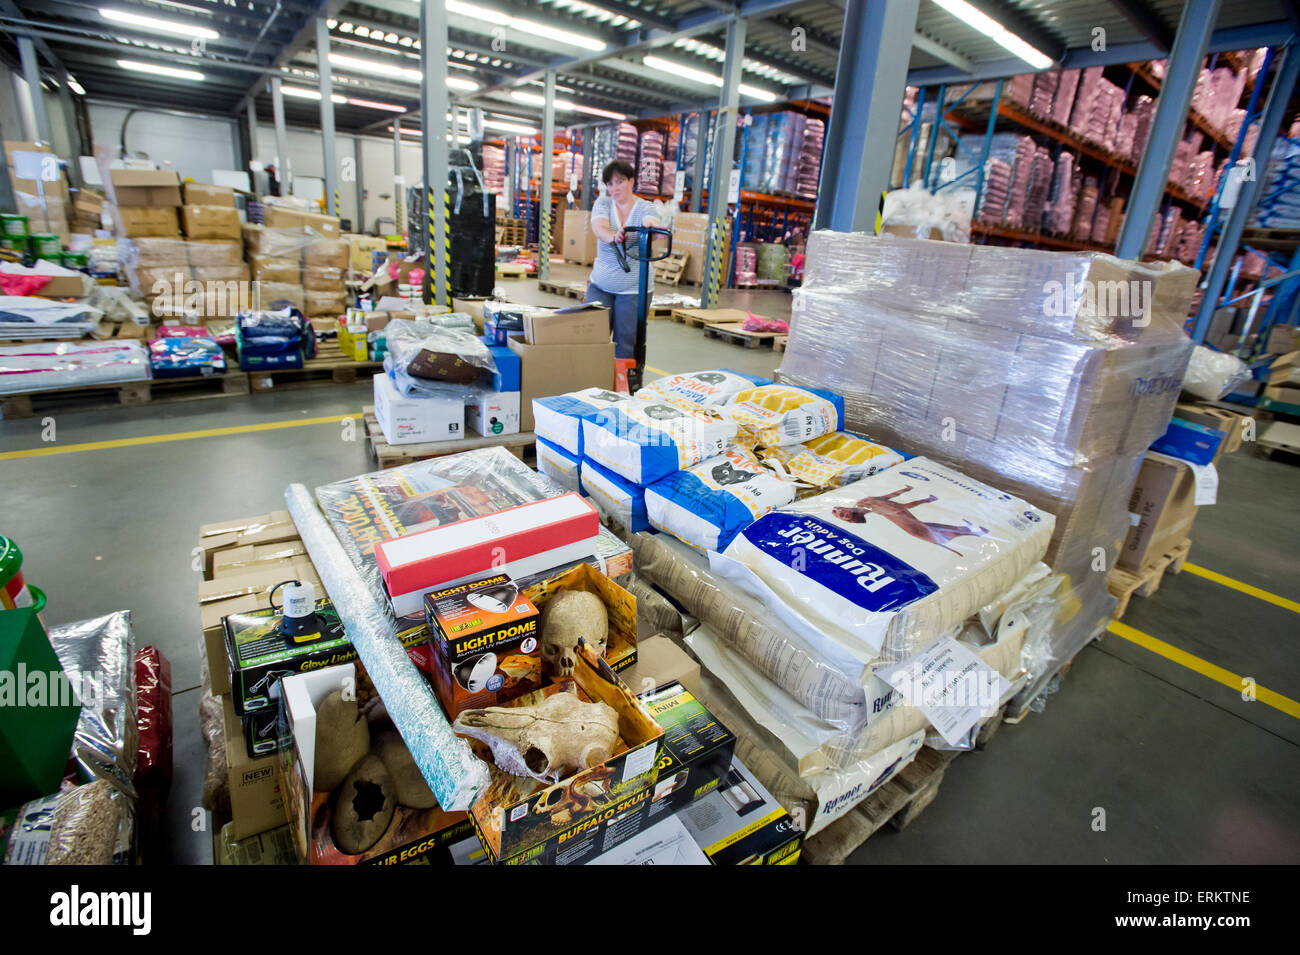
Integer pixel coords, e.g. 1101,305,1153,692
532,387,629,456
645,447,797,553
580,458,651,533
581,398,737,485
725,384,845,448
536,437,582,494
761,431,905,488
635,368,772,411
717,457,1054,664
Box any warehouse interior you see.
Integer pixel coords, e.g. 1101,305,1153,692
0,0,1297,880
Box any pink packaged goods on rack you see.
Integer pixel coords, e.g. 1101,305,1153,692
1052,69,1080,125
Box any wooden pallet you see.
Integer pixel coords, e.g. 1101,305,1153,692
647,304,676,320
1107,538,1192,620
1,370,249,419
363,407,536,468
1257,420,1300,456
703,321,784,349
774,335,789,352
495,263,537,278
802,712,1006,865
1003,660,1074,724
669,307,752,328
247,347,382,392
537,278,585,298
652,251,688,287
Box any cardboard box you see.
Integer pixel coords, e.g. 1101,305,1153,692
215,822,298,866
303,265,344,289
223,694,284,840
213,540,308,578
423,573,542,718
1263,383,1300,408
108,168,182,207
376,493,600,617
34,272,90,299
186,240,243,268
508,336,616,431
263,206,342,238
622,634,701,698
562,210,596,265
1265,324,1298,355
466,390,521,437
523,304,611,346
1267,350,1299,385
1174,402,1250,458
120,236,188,267
198,510,300,579
346,233,388,270
112,205,180,238
1149,416,1224,465
181,204,241,240
480,340,520,392
372,371,464,447
1119,452,1199,572
183,183,236,207
248,255,300,283
464,643,664,864
640,683,735,828
676,756,803,865
277,664,473,864
242,224,310,258
304,237,349,269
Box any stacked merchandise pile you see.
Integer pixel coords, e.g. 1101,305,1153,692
976,159,1012,224
960,133,1035,228
1248,138,1300,228
671,212,715,285
1028,70,1057,120
1070,177,1099,240
1051,68,1080,125
481,144,505,198
5,141,71,246
70,188,105,235
1081,78,1124,152
590,125,617,198
1046,152,1077,234
733,245,758,285
616,123,639,164
637,129,665,195
1003,136,1038,228
1004,72,1034,108
1089,200,1111,245
742,114,769,191
777,233,1198,710
762,112,810,196
1067,67,1104,140
797,118,825,199
1174,220,1203,262
245,205,348,319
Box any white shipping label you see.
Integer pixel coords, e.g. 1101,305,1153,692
673,170,685,202
1189,461,1219,506
620,742,658,783
876,636,1010,747
728,168,741,203
566,190,575,205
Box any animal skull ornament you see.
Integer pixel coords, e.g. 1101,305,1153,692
539,590,609,677
452,692,620,783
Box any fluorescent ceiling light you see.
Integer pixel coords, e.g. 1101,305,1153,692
67,76,86,95
930,0,1053,70
348,97,407,112
100,7,218,39
329,51,478,90
641,56,778,102
280,86,347,104
444,0,606,51
117,59,204,81
485,119,538,135
447,76,480,91
509,90,626,120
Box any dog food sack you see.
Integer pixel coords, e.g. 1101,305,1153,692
635,368,772,411
725,384,845,448
580,458,651,533
532,387,629,456
646,447,798,553
582,398,737,485
717,457,1054,663
761,431,905,488
536,437,582,494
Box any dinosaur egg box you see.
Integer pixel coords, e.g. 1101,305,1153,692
460,642,664,865
423,573,543,719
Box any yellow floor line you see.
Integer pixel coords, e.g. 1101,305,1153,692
1107,620,1300,719
644,364,670,377
1181,562,1300,614
0,413,363,461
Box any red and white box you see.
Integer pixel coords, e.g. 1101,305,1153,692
376,493,600,616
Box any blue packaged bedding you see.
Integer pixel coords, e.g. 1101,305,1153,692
580,457,651,533
536,437,582,494
532,386,629,456
148,335,226,378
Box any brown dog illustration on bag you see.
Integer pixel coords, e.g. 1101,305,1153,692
831,486,988,555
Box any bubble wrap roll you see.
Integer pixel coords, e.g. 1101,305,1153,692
285,483,490,810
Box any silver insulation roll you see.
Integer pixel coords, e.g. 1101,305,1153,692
285,483,490,810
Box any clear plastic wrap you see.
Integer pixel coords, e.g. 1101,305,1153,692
1182,345,1250,400
116,237,187,268
285,483,491,810
882,186,975,243
314,447,565,626
186,239,243,268
385,319,496,385
46,611,139,797
45,779,134,865
0,342,144,401
778,232,1197,585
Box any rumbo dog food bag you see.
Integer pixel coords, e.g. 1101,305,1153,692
716,457,1053,663
636,369,772,410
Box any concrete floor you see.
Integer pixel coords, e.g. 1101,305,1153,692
2,271,1297,864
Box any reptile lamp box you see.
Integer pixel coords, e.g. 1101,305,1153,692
676,756,803,865
464,643,663,865
277,664,472,865
639,682,736,826
222,694,284,840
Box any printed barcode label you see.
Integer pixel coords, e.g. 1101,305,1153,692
781,416,804,437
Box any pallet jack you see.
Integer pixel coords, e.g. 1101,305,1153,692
612,225,673,394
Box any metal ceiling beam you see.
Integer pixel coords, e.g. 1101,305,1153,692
586,0,679,32
241,0,348,106
35,0,294,45
757,13,840,60
0,20,277,76
911,30,974,74
1106,0,1174,51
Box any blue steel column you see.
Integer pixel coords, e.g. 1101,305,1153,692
17,37,50,143
690,111,709,214
703,18,746,309
581,124,594,212
1114,0,1222,260
901,86,925,187
1193,45,1300,342
815,0,920,232
316,17,338,217
420,0,450,307
538,70,556,280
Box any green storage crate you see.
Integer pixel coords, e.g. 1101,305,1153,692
0,214,28,238
0,591,81,805
28,233,61,258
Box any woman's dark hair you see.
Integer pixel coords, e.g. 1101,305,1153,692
602,159,635,184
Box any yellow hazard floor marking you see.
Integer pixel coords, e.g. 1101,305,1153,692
0,413,363,461
644,364,669,377
1181,562,1300,614
1107,620,1300,719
